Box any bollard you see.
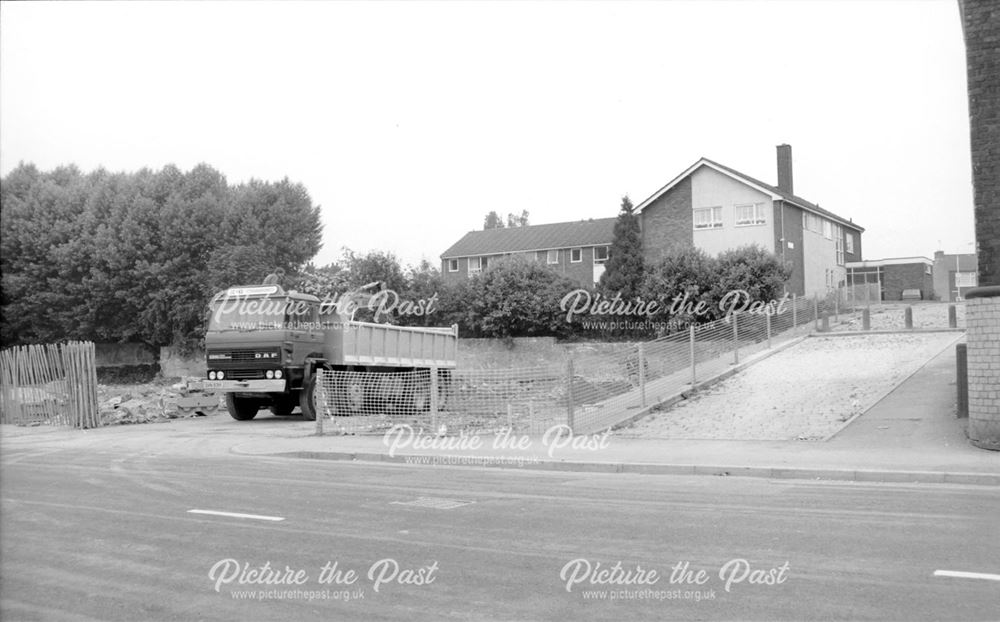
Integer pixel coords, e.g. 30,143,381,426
948,305,957,329
904,306,913,329
792,293,798,327
956,343,968,418
821,314,830,332
862,308,871,331
689,324,696,385
566,357,575,432
638,343,646,408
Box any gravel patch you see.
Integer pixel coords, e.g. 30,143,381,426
620,332,961,441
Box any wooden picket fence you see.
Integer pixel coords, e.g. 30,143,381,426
0,341,101,428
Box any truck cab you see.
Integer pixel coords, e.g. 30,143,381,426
204,285,323,419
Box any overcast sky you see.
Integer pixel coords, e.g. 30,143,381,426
0,0,977,269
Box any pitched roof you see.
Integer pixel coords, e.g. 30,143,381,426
441,218,616,258
635,157,864,233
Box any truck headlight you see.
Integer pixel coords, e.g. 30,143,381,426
217,371,225,380
274,369,283,379
266,370,274,379
209,371,216,380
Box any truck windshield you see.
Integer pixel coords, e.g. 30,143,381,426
207,296,320,331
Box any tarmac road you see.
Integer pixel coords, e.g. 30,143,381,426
1,445,998,622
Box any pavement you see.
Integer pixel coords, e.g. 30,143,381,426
3,333,999,487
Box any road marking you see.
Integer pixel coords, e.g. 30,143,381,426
933,570,1000,582
391,497,474,510
187,509,285,521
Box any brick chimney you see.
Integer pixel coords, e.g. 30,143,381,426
776,144,793,195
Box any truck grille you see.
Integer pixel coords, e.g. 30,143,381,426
224,369,266,380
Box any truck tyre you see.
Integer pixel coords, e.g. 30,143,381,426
269,393,297,417
226,394,260,421
299,377,317,421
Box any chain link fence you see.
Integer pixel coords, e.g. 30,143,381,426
312,283,894,436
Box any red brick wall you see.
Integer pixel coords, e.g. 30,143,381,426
962,0,999,287
882,263,932,301
639,176,693,265
773,201,805,295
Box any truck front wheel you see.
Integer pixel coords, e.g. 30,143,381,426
299,377,318,421
226,394,261,421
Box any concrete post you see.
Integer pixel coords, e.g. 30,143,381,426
429,366,438,431
813,293,819,330
834,290,840,323
766,311,772,349
821,314,830,332
638,343,646,408
732,313,740,365
566,357,575,433
956,343,968,419
904,306,913,329
862,308,871,331
792,294,798,327
689,324,696,385
314,369,324,436
948,304,957,329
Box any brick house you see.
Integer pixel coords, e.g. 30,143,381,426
844,257,934,301
440,218,616,286
441,145,864,295
635,145,864,296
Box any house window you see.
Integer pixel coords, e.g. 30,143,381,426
735,203,766,226
447,259,459,272
845,233,855,254
804,213,822,233
468,256,487,275
925,264,932,275
546,250,559,264
822,220,832,240
693,206,723,229
594,246,609,264
570,248,582,263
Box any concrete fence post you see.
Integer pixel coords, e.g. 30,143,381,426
948,305,957,329
821,314,830,332
766,311,772,349
834,290,840,322
566,357,575,432
956,343,968,419
813,293,819,329
689,324,696,385
314,369,324,436
862,308,871,331
429,366,439,430
732,313,740,365
904,306,914,330
792,293,798,327
638,343,646,408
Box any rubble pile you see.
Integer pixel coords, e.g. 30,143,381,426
99,378,222,425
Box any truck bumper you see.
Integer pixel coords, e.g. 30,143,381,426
203,379,286,393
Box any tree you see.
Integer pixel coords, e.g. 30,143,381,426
598,195,644,300
709,245,792,317
0,163,324,351
483,211,506,230
464,256,579,340
641,247,717,329
506,210,530,228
